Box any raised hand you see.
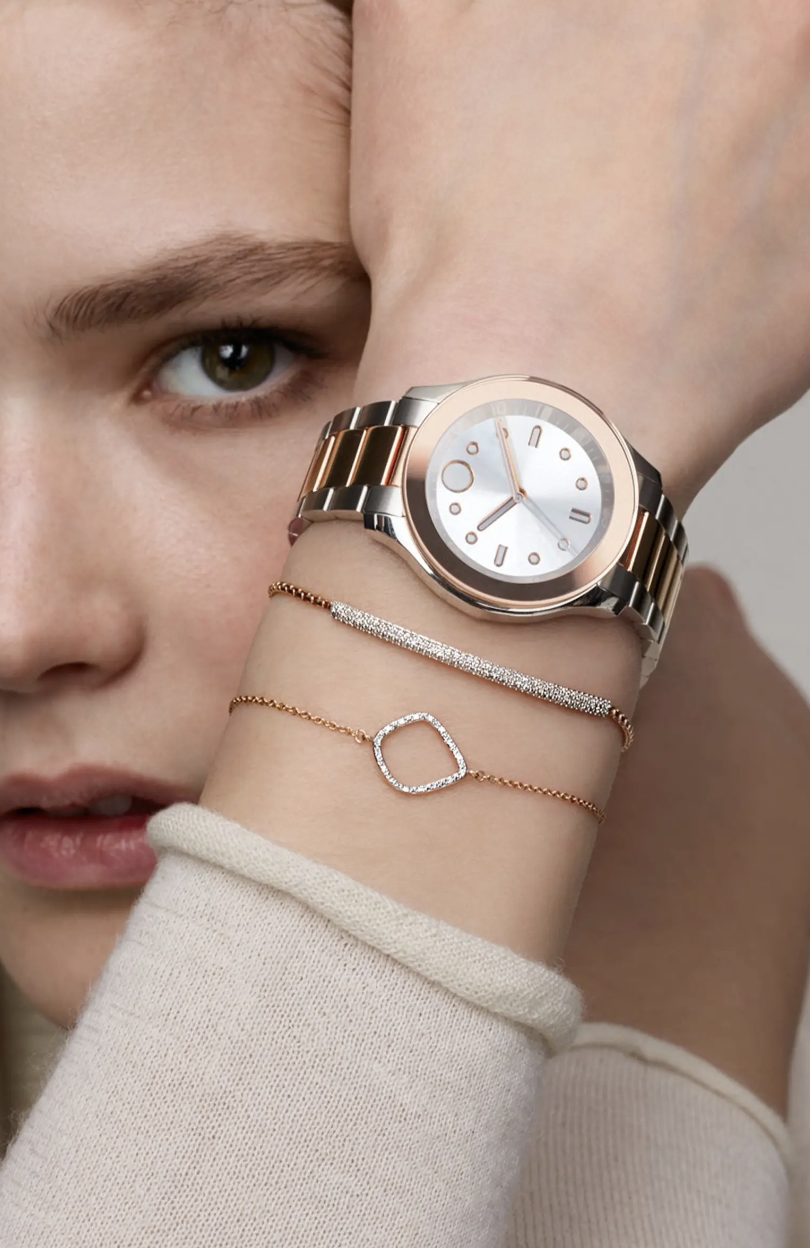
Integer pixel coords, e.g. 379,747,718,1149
351,0,810,511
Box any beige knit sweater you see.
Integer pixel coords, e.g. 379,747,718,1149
0,804,796,1245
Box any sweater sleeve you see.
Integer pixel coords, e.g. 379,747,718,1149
0,803,580,1248
0,804,792,1247
504,1023,792,1247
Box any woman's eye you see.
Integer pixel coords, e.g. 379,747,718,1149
154,333,297,400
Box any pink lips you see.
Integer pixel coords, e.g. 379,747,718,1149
0,811,159,889
0,768,190,891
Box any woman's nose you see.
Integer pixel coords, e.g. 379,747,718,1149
0,439,146,696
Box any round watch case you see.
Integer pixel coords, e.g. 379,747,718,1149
400,376,640,619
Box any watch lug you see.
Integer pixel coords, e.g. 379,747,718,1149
363,509,415,552
629,444,662,488
404,383,461,404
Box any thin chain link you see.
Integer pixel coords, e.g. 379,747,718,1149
230,694,606,825
610,707,634,751
229,695,370,745
268,581,332,611
468,770,605,825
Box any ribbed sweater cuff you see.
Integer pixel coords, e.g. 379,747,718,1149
148,802,582,1053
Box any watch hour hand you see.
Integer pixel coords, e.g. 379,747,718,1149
477,496,519,532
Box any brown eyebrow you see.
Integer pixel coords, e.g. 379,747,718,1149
42,234,363,340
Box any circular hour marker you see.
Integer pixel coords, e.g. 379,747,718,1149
576,477,588,490
560,448,571,461
528,552,541,566
466,442,479,455
441,460,474,492
449,502,461,515
465,532,478,545
558,538,570,551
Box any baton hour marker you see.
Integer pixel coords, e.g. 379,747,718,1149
529,425,542,448
494,544,508,568
570,507,592,524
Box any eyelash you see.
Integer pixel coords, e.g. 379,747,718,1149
142,321,329,429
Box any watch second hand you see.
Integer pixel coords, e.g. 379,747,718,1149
477,497,519,531
521,494,577,552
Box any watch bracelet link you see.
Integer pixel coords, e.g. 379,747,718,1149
292,399,688,679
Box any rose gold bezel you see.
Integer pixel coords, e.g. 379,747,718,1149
403,377,639,612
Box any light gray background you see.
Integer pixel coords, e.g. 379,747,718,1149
688,393,810,696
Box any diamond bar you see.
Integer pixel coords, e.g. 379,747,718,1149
331,601,613,719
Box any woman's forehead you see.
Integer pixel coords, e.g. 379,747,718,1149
0,0,351,321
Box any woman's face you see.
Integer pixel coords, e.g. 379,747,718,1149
0,0,363,1027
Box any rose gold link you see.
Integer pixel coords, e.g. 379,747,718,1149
387,428,416,489
652,544,680,613
620,509,658,576
228,694,371,743
301,436,335,496
267,581,332,611
319,428,370,491
468,769,605,824
353,424,406,486
660,559,685,624
642,525,670,598
610,707,634,751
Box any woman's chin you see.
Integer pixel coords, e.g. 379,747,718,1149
0,876,142,1029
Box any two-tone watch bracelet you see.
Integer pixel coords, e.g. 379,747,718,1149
268,581,634,751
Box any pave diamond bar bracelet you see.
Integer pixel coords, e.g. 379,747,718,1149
268,581,634,752
228,695,606,824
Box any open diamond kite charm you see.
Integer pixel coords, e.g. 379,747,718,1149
372,712,468,795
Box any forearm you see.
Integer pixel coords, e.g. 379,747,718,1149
202,515,641,965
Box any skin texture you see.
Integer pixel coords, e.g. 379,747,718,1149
0,0,364,1026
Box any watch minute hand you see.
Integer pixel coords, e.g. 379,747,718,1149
496,419,523,501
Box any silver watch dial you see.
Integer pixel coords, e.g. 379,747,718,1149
425,398,615,584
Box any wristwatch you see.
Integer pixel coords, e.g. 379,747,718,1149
289,376,688,680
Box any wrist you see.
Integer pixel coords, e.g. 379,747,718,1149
355,278,701,514
203,522,641,964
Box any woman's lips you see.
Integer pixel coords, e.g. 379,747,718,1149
0,811,161,890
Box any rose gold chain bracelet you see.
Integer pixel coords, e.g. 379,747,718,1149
229,694,606,825
267,581,633,751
